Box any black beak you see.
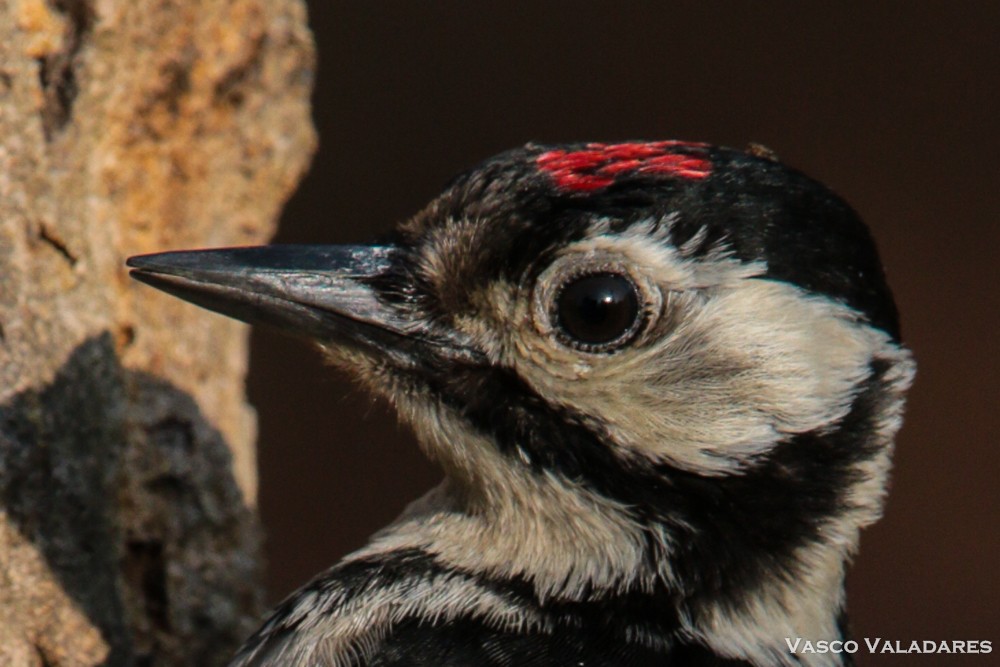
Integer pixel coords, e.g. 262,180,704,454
126,245,476,363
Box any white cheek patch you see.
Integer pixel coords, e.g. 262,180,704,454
515,277,893,474
501,221,901,475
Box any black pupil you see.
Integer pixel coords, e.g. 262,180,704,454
557,273,640,346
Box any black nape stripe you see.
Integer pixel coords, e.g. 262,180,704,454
427,358,892,610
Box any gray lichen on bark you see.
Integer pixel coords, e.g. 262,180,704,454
0,0,316,664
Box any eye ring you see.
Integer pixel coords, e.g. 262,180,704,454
533,253,662,355
551,271,643,352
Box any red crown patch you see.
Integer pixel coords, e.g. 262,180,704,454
536,141,712,193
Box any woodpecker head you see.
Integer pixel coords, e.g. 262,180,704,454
129,141,914,660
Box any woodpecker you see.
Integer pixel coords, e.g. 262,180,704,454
128,141,914,667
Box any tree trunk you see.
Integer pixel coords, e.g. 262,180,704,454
0,0,315,664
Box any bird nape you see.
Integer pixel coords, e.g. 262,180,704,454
128,140,915,667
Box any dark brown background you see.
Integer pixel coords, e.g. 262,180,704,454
246,3,999,664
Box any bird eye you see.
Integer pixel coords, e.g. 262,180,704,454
555,272,642,350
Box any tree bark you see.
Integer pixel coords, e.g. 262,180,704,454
0,0,315,664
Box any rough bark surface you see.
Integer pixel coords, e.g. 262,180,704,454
0,0,316,664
